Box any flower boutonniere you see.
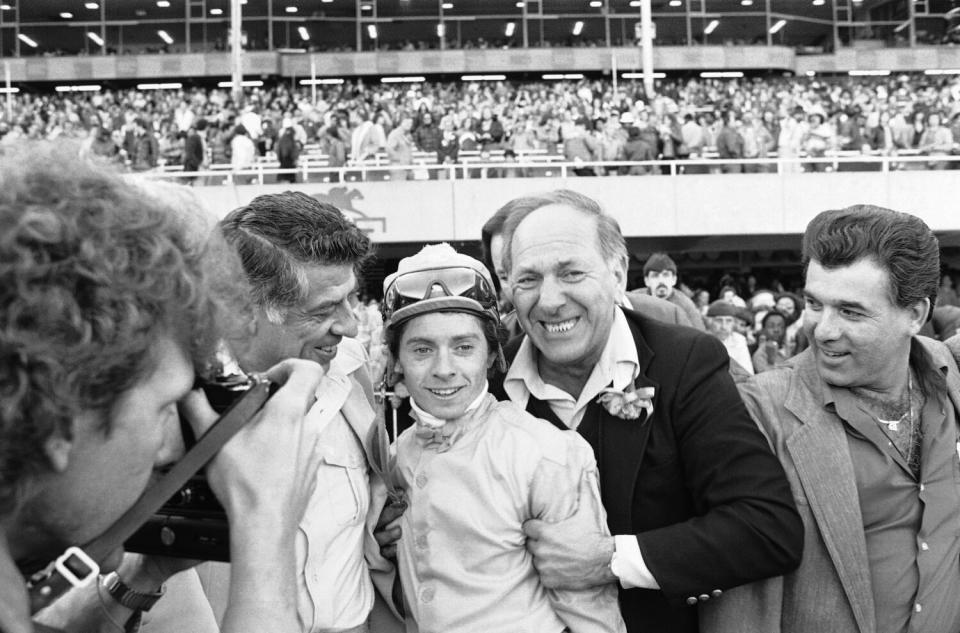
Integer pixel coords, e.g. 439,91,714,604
597,384,655,421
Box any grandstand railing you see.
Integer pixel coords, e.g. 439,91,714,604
145,152,960,185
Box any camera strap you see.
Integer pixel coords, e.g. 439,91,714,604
27,380,273,615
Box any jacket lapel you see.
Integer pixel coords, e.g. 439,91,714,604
598,312,659,534
785,355,875,633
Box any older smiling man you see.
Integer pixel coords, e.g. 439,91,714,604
494,189,802,633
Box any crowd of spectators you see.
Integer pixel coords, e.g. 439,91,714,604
2,72,960,175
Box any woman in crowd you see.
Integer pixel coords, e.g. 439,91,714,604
382,244,624,633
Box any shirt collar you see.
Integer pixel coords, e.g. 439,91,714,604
504,307,639,421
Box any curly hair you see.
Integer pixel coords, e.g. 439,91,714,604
219,191,374,322
0,142,247,514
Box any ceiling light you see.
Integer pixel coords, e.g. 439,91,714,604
805,70,816,76
516,1,524,7
812,0,825,5
87,31,104,46
299,78,344,85
442,2,453,8
590,0,602,7
322,0,333,3
542,73,584,80
85,2,99,8
461,74,507,81
137,82,183,89
285,6,298,12
367,24,378,38
848,70,890,76
156,0,170,6
18,34,38,48
704,19,718,34
381,76,426,83
157,29,173,44
741,0,753,5
298,26,309,40
0,87,20,94
0,4,13,9
505,22,515,36
55,85,101,92
573,20,584,35
210,8,223,15
769,19,786,34
924,68,960,75
669,0,682,6
630,0,641,5
60,12,73,18
361,3,372,10
436,23,445,37
621,72,667,78
217,80,264,87
700,71,744,78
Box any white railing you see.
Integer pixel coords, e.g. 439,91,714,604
144,152,960,185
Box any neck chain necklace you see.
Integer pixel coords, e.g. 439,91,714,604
876,374,911,433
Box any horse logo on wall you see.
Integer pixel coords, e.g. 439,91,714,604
311,187,387,238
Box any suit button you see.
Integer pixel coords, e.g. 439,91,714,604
712,589,723,598
686,597,698,605
699,594,710,602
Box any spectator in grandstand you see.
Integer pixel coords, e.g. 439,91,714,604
751,310,792,374
386,114,416,181
680,112,704,159
775,291,805,356
637,252,706,330
182,119,207,183
803,112,836,172
496,189,801,633
130,117,159,171
598,117,627,175
918,111,954,169
276,122,301,183
207,121,232,167
319,118,349,170
564,117,600,176
622,124,657,175
778,106,808,173
350,108,387,163
706,299,755,377
741,110,775,173
82,125,120,163
413,111,441,154
437,116,460,170
158,125,184,167
715,110,745,174
706,204,960,633
230,124,257,183
475,106,505,150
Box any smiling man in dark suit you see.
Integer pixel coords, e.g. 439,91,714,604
496,189,803,633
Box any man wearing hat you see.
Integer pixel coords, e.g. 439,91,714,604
706,299,755,377
638,253,706,331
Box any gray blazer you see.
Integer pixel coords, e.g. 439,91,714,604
701,337,960,633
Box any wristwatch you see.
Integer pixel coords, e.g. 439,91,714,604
101,572,165,612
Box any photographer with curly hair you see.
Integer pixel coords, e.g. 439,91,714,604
0,143,324,633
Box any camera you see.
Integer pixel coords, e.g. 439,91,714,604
125,348,274,561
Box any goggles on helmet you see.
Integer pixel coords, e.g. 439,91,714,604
382,265,500,329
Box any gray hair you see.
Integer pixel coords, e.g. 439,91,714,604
500,189,628,276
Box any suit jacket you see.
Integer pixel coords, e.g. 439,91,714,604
624,290,694,328
497,307,802,633
701,337,960,633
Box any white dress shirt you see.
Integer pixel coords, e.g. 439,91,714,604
502,308,662,590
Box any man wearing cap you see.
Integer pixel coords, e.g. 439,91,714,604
497,189,802,633
705,300,756,377
382,244,625,633
638,253,706,331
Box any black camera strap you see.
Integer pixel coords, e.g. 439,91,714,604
27,380,273,615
